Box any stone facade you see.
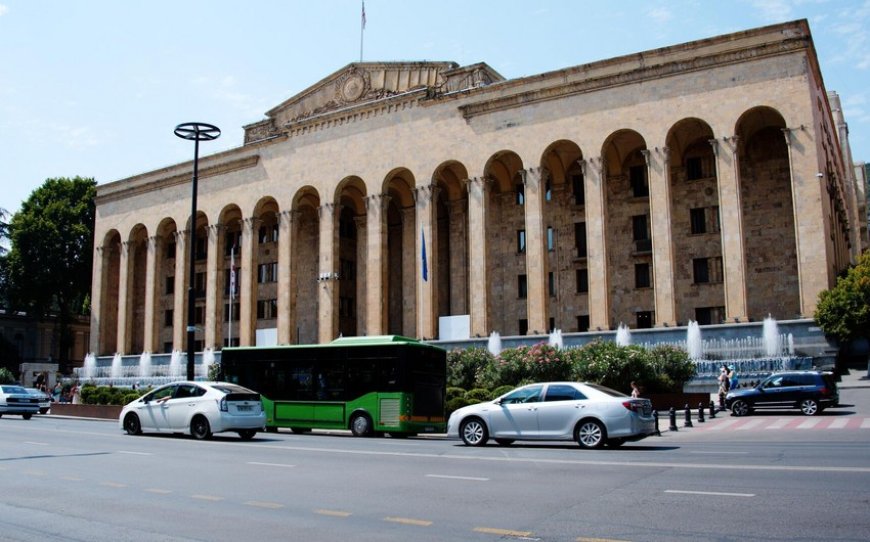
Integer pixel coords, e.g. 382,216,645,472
90,20,866,356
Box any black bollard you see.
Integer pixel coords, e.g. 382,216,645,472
653,411,661,436
668,407,678,431
698,402,705,423
709,400,716,419
684,403,693,428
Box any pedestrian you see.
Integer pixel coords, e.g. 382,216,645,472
630,381,641,398
718,364,730,409
52,382,62,402
729,365,739,391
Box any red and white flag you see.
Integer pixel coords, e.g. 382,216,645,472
361,1,366,30
229,245,237,300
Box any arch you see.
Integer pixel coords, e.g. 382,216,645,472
433,161,471,322
735,106,798,319
154,218,179,353
127,224,149,354
601,129,653,329
291,186,321,344
666,118,724,325
336,176,368,337
99,229,122,355
383,169,417,336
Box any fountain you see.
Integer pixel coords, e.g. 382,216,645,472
548,329,563,349
686,320,702,360
138,352,152,379
615,323,631,347
110,353,123,380
83,353,96,380
763,315,780,358
169,350,183,379
487,331,502,356
202,348,215,379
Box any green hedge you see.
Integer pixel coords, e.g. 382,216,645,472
80,383,145,406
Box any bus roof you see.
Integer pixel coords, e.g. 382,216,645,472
222,335,444,352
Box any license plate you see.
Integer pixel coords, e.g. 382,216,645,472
236,405,252,412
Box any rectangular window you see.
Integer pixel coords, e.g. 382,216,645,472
630,165,649,197
576,268,588,293
548,272,555,297
633,215,651,252
163,342,173,354
576,314,590,332
223,337,240,347
686,157,704,181
547,226,555,251
635,263,651,288
224,231,240,255
258,262,278,283
165,276,175,295
693,258,709,284
690,208,706,234
194,306,204,325
636,311,654,329
516,184,525,205
574,222,587,258
195,237,207,260
256,299,278,320
166,241,176,260
517,230,526,253
695,306,725,325
518,319,529,336
708,206,720,233
545,180,552,202
518,274,528,299
195,272,206,298
548,317,555,332
164,309,173,327
223,302,240,321
572,173,585,205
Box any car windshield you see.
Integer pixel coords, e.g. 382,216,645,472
1,385,26,394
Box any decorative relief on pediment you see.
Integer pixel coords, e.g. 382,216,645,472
336,68,370,104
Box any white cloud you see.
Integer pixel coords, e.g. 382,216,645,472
0,5,8,17
750,0,793,22
647,6,673,24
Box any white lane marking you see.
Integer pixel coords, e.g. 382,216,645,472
247,461,296,468
768,418,790,429
735,419,765,431
861,418,870,429
665,489,755,497
118,450,152,455
426,474,489,481
797,418,822,429
706,418,741,431
24,441,48,446
689,451,749,455
829,418,849,429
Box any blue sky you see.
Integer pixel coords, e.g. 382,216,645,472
1,0,869,215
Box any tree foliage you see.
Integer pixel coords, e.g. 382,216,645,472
815,250,870,342
5,177,97,363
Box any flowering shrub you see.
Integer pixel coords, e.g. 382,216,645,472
447,347,494,389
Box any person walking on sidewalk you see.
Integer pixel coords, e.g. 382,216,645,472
718,365,731,409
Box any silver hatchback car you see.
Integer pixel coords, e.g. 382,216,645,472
447,382,656,449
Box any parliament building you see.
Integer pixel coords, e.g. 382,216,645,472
90,19,867,357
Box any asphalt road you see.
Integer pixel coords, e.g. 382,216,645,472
1,385,869,542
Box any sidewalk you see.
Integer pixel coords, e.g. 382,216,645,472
837,366,870,390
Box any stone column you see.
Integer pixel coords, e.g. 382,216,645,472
466,177,490,336
583,158,610,330
318,203,338,343
783,127,830,317
365,195,388,336
415,184,438,340
89,245,105,354
522,167,549,334
204,224,222,350
240,217,260,346
354,215,367,336
277,210,296,344
143,235,159,353
172,231,188,351
115,241,131,354
646,148,677,326
711,137,748,321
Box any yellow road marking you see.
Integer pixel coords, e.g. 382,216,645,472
145,488,172,494
191,494,224,501
100,481,127,488
473,527,533,537
245,500,284,509
384,516,433,527
314,509,352,517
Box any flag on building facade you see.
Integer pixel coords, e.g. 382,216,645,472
230,245,237,300
421,228,428,282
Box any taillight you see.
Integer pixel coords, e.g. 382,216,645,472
622,401,642,413
220,397,227,412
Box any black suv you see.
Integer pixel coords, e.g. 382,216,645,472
725,371,839,416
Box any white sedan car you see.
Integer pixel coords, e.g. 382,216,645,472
119,381,266,440
0,385,41,419
447,382,656,449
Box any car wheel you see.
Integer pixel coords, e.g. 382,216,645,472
190,415,212,440
237,429,256,440
575,419,606,449
495,438,515,446
459,417,489,446
730,400,751,417
350,413,373,437
123,413,142,435
799,398,820,416
22,413,32,420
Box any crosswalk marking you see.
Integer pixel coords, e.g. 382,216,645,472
862,418,870,429
674,416,870,432
829,418,849,429
768,418,790,429
735,419,765,431
797,418,822,429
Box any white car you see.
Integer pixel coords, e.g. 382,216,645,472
447,382,656,449
119,381,266,440
0,385,41,419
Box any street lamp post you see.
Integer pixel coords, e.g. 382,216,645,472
174,122,221,381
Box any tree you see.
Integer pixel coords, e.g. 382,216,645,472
6,177,97,370
815,250,870,342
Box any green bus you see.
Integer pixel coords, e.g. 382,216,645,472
219,336,446,437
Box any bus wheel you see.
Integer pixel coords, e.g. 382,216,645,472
350,413,373,437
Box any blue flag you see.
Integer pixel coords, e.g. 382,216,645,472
421,228,428,282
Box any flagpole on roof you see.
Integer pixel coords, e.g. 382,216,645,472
360,0,366,62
